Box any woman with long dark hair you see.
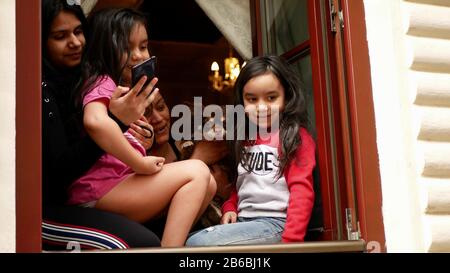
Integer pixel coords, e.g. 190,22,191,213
41,0,159,250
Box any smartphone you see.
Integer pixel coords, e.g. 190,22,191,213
131,56,157,93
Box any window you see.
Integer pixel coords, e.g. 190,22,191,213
253,0,385,247
16,0,381,252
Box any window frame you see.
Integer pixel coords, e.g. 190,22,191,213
251,0,386,247
15,0,383,252
16,0,42,252
252,0,343,241
338,0,385,248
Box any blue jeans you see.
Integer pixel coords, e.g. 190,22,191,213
186,217,286,246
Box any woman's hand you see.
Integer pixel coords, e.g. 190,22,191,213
220,211,237,224
109,76,159,126
129,116,154,150
190,141,229,165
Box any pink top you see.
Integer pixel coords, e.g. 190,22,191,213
67,76,146,205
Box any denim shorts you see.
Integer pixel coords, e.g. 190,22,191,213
186,216,286,247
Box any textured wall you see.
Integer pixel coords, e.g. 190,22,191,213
403,0,450,252
364,0,450,252
0,0,16,253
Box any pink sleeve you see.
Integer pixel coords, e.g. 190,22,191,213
282,128,316,242
82,76,117,108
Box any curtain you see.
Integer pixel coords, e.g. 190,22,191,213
81,0,97,16
195,0,252,60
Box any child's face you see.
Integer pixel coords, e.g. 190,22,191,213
242,72,285,130
120,22,150,87
46,11,85,69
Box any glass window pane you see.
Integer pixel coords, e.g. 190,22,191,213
292,54,316,137
261,0,309,55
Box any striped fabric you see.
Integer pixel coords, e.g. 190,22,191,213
42,220,129,250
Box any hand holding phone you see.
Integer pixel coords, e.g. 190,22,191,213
132,56,157,93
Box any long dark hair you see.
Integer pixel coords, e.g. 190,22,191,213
234,55,310,178
42,0,87,75
74,8,149,108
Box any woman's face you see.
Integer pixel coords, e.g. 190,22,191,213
242,72,285,129
46,11,85,69
121,22,150,87
145,93,171,146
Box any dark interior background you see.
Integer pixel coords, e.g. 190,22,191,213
139,1,242,108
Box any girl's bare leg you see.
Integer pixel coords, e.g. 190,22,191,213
95,159,211,247
161,175,216,246
194,174,217,224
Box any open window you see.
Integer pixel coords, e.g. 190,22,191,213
16,0,383,252
252,0,347,243
250,0,384,249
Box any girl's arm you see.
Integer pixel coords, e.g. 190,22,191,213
84,101,160,175
220,188,239,224
221,187,239,214
282,128,316,242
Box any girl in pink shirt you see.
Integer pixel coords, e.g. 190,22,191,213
67,8,216,247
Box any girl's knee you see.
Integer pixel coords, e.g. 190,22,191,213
186,225,238,246
208,175,217,196
187,159,211,181
185,228,216,247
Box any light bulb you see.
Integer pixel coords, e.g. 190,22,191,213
211,62,219,72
